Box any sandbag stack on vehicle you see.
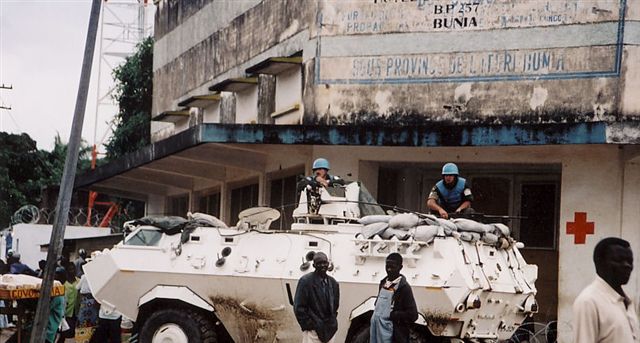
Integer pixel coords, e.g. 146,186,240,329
358,213,513,249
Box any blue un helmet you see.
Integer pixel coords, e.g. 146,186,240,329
312,158,330,170
441,163,459,176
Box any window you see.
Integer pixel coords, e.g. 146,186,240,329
517,182,557,249
167,194,189,217
230,183,259,225
270,175,299,229
124,229,162,246
199,192,221,218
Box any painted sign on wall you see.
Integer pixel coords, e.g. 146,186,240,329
320,0,621,35
316,0,625,84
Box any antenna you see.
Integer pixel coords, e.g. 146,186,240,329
91,0,154,156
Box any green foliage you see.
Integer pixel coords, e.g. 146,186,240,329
106,36,154,159
0,132,91,228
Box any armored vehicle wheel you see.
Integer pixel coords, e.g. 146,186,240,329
140,308,217,343
351,323,435,343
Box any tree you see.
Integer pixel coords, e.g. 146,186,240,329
0,132,92,228
106,36,153,159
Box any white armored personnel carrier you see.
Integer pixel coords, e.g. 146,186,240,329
84,181,538,343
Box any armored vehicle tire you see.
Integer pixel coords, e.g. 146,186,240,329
139,308,217,343
351,323,437,343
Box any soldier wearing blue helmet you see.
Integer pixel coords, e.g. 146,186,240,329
427,163,474,219
297,158,345,192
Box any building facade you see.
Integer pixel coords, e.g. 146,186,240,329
78,1,640,341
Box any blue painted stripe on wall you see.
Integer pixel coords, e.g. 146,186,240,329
199,122,609,147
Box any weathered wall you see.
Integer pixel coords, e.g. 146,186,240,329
203,102,220,123
235,88,259,123
308,0,639,124
153,0,315,115
154,0,638,125
274,68,303,124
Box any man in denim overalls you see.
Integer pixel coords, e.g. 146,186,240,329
370,253,418,343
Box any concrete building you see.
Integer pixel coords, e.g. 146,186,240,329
77,1,640,341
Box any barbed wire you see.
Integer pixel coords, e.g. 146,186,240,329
508,320,572,343
12,206,135,230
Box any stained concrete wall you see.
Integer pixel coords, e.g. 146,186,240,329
203,102,221,123
274,67,303,124
153,0,315,115
153,0,639,125
309,0,639,124
235,87,259,123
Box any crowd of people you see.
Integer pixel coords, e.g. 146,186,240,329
0,249,122,343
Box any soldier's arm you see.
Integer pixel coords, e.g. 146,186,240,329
427,187,448,219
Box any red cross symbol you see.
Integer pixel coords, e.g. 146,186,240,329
566,212,594,244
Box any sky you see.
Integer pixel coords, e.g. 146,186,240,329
0,0,153,151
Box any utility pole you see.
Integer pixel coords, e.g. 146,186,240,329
0,84,11,109
0,84,12,131
29,0,102,341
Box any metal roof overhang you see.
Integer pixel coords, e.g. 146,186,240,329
74,121,640,198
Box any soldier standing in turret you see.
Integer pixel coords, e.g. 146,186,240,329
297,158,346,215
427,163,474,219
297,158,345,191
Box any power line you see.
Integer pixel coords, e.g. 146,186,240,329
5,111,22,132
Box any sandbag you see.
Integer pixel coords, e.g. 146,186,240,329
360,222,389,239
491,223,510,237
435,218,458,232
358,215,392,225
130,216,188,235
381,228,411,240
460,232,481,242
453,218,493,234
189,212,228,228
418,214,439,226
482,232,499,245
388,213,420,229
413,225,439,242
497,237,511,249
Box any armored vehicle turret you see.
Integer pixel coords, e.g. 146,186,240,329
84,181,538,342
